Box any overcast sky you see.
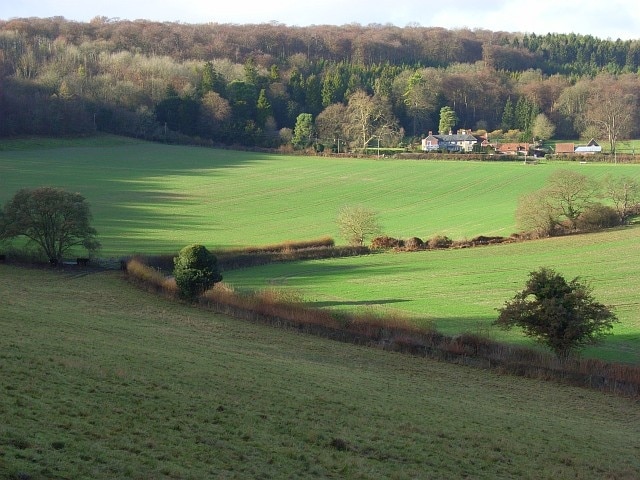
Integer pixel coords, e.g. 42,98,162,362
2,0,639,41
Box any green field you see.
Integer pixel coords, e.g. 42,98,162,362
2,136,638,256
1,265,639,479
1,136,639,362
223,226,640,363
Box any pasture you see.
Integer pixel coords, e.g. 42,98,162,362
223,226,640,363
2,135,638,255
1,136,639,362
1,264,639,479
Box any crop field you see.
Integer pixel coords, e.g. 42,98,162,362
1,135,637,256
1,265,639,479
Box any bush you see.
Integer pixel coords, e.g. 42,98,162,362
576,203,621,231
495,267,618,358
404,237,424,251
428,235,453,249
173,244,222,301
370,236,403,250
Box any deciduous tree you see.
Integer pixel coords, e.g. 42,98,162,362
345,90,401,150
0,187,100,263
545,169,599,230
531,113,555,141
494,267,618,358
516,190,560,237
583,74,637,162
336,205,381,246
603,175,640,224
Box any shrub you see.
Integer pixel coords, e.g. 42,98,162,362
576,203,620,231
370,236,402,250
428,235,453,249
404,237,424,251
173,244,222,301
495,267,618,359
126,258,177,295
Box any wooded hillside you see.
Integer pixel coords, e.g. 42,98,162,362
1,17,639,148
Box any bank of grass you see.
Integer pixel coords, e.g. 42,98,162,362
125,252,640,397
222,226,640,364
1,264,639,479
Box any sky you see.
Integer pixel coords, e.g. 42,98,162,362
2,0,639,41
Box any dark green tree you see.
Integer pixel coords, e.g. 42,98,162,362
494,268,618,358
438,106,457,134
243,57,258,85
256,88,272,127
292,113,314,148
173,244,222,301
0,187,100,263
501,97,515,130
201,61,216,94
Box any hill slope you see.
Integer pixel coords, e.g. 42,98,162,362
1,265,638,479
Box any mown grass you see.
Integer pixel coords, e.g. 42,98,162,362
1,136,638,256
1,264,639,479
222,226,640,363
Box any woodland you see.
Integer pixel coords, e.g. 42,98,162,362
1,16,640,149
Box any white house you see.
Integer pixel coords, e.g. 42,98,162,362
421,129,478,152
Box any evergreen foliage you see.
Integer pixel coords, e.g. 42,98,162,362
173,244,222,301
495,268,618,358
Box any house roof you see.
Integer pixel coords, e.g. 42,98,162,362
575,145,602,153
438,133,477,142
555,143,575,154
496,143,530,153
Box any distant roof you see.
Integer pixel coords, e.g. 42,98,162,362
555,143,575,154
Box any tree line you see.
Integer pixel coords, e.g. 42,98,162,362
1,17,640,149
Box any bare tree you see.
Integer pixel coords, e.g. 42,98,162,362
516,190,560,237
516,169,600,235
603,175,640,224
336,205,382,246
345,90,401,150
583,75,637,162
315,103,347,147
545,169,600,230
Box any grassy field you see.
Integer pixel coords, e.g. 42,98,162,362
222,225,640,363
1,264,639,479
1,136,639,362
2,135,638,256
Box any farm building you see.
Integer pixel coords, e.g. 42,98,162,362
555,139,602,154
